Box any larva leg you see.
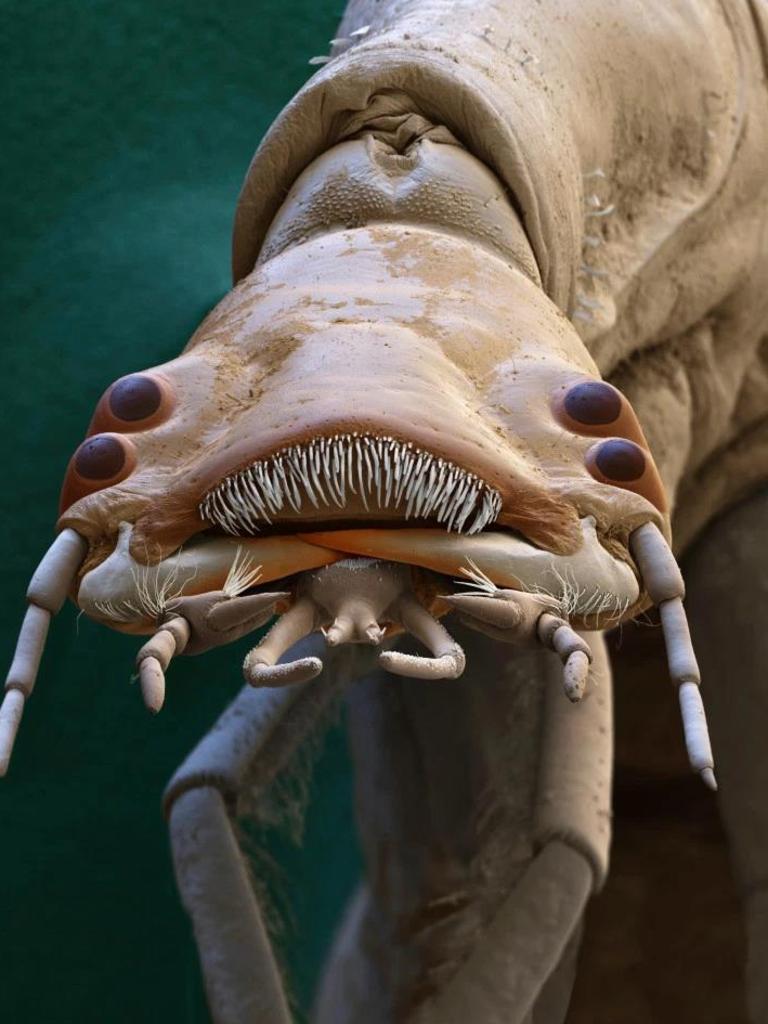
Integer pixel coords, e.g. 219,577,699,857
135,590,289,712
537,613,593,703
423,631,611,1024
316,623,612,1023
379,595,466,680
170,786,292,1024
136,617,190,713
420,842,593,1024
444,590,593,702
165,636,381,1024
242,598,322,687
682,487,768,1024
241,560,469,687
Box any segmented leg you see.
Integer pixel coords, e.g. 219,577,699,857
243,598,322,686
135,617,191,713
379,595,466,679
537,613,593,703
444,589,592,701
135,590,288,711
166,636,380,1024
243,560,467,686
315,622,612,1024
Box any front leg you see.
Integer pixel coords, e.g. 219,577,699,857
445,587,592,701
165,636,382,1024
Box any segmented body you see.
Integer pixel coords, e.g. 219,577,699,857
229,0,768,1013
3,1,767,1020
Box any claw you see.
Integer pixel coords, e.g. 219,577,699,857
365,623,385,644
323,596,385,647
537,612,593,703
323,617,356,647
243,598,319,687
168,590,286,655
380,595,465,680
379,648,465,680
445,592,591,707
243,656,323,687
139,657,166,714
243,560,465,686
562,651,590,702
135,617,191,713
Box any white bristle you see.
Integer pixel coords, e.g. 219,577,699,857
198,435,502,537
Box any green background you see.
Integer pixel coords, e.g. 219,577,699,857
0,3,359,1021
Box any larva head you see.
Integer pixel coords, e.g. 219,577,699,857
52,224,667,635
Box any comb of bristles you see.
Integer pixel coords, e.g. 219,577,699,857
199,434,502,537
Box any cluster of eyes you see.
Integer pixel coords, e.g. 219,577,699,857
71,374,168,483
67,375,647,502
559,380,648,484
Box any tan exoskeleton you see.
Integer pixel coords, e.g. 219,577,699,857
5,0,768,1019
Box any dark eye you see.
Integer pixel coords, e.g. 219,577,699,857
74,435,128,480
564,380,622,426
109,374,163,422
592,439,646,481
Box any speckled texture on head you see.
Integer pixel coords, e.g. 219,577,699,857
20,0,768,1018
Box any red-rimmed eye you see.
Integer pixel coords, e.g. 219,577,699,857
584,436,666,512
552,377,649,449
592,438,646,481
109,374,163,422
563,380,622,426
75,435,128,479
59,433,138,513
88,372,175,435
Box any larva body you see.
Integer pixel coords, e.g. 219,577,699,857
4,0,768,1020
